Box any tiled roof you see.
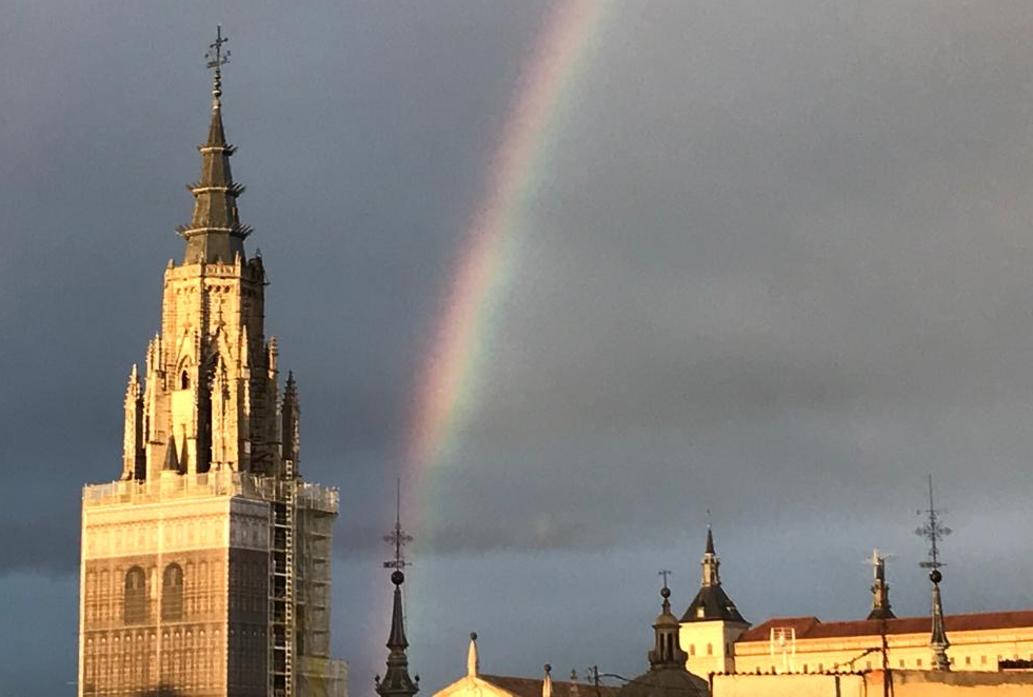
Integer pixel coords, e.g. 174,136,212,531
739,610,1033,643
480,675,620,697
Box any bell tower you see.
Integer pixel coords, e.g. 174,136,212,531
678,527,750,676
78,28,346,697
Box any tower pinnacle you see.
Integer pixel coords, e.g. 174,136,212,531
681,526,746,624
178,26,251,264
376,480,419,697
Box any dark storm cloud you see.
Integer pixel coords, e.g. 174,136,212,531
6,1,1033,694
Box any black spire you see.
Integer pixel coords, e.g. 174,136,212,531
681,526,747,624
178,26,252,264
376,480,419,697
916,475,951,670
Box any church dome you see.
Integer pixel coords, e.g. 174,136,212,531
615,666,709,697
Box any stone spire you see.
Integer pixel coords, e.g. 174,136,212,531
866,549,896,621
650,575,688,669
376,481,419,697
281,371,301,473
121,364,145,480
681,526,747,624
178,25,251,264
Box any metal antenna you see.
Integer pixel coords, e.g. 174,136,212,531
916,474,951,571
205,25,231,107
384,477,413,575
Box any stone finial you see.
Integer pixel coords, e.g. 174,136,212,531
467,633,479,677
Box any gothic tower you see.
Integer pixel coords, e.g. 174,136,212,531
678,527,749,676
78,29,346,697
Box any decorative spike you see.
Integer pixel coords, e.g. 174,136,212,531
467,633,479,678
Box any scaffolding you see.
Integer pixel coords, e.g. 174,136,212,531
270,458,297,697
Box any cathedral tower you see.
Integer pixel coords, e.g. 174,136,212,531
78,29,346,697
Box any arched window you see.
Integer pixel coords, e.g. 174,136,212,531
124,567,146,624
706,643,713,656
162,563,184,621
180,371,190,389
689,644,696,656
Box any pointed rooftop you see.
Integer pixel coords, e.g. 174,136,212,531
178,26,251,264
376,481,419,697
681,527,747,624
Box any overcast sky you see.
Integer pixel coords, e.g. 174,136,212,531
4,1,1033,695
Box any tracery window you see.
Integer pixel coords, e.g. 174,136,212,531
124,567,146,624
162,563,184,621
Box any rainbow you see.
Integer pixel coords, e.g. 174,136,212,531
404,0,607,491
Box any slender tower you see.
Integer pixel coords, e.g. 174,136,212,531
679,526,749,675
916,475,952,671
78,28,346,697
375,482,420,697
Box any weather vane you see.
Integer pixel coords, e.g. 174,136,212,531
205,25,231,106
915,474,951,572
384,478,413,583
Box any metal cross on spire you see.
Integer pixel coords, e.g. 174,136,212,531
205,25,231,107
916,474,951,572
658,569,672,589
384,478,413,583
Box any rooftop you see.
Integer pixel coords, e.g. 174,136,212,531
739,610,1033,642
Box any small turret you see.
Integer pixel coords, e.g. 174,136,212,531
650,581,689,668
